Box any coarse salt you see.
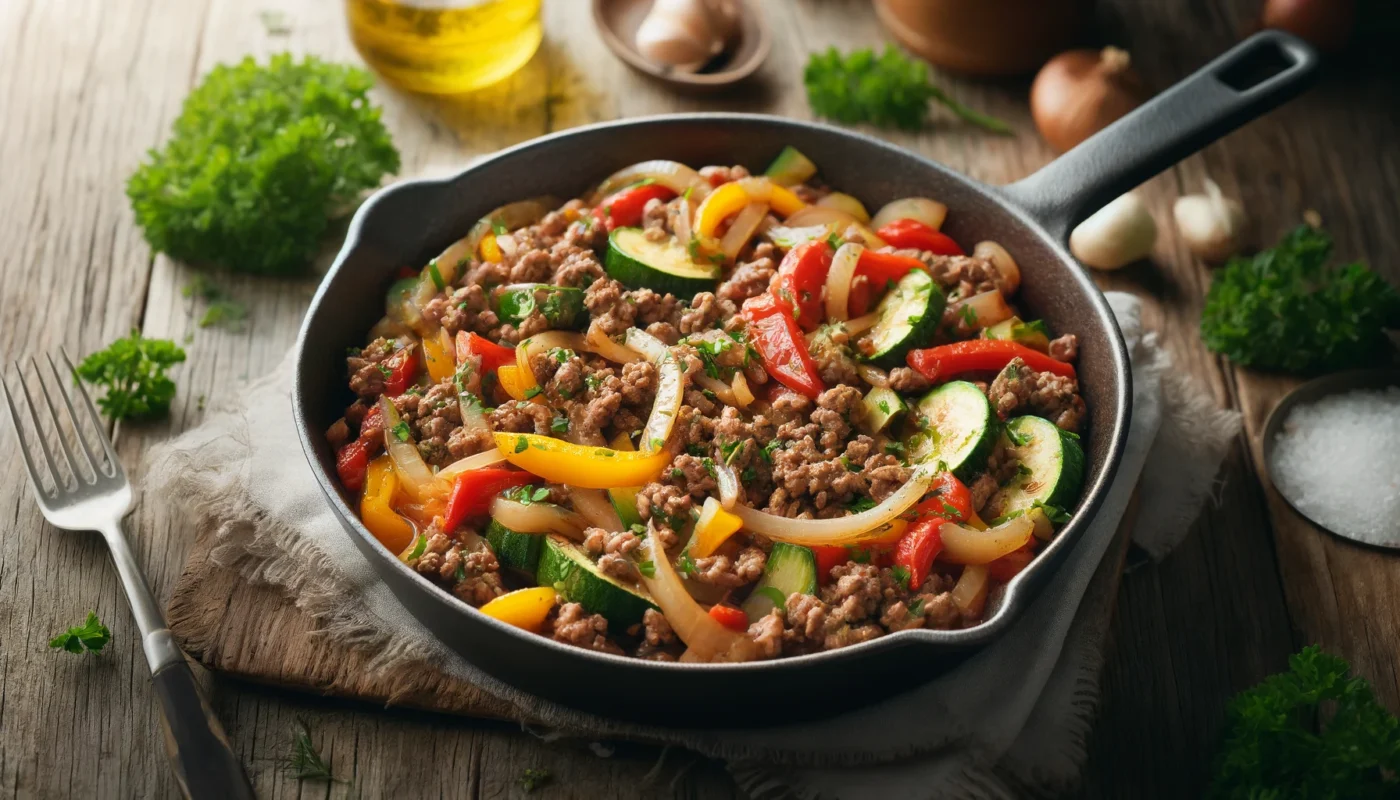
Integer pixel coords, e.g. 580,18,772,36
1269,386,1400,545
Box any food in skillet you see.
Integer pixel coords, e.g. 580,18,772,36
326,147,1087,662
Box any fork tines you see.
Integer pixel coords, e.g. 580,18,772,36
1,350,121,498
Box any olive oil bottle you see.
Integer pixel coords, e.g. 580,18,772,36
346,0,543,94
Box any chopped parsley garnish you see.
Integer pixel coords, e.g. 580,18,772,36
839,455,862,472
883,440,906,459
877,399,891,414
890,565,911,589
552,347,574,363
284,720,335,782
650,437,665,450
49,611,111,654
518,768,553,793
1032,500,1071,524
491,219,507,236
391,421,412,441
550,415,569,434
677,554,697,576
1006,428,1033,447
514,435,529,453
760,440,783,462
941,501,961,518
741,466,757,483
701,457,716,477
718,439,743,464
959,304,978,327
671,468,685,480
827,232,844,251
523,385,543,399
908,597,925,617
846,546,872,563
637,560,656,579
427,260,445,291
846,496,877,513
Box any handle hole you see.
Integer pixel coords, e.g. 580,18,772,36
1219,41,1294,91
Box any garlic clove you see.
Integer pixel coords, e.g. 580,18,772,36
1069,192,1158,270
1173,179,1245,263
635,0,722,72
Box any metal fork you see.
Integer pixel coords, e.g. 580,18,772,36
3,352,254,800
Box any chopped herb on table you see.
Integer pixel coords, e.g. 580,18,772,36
285,720,335,781
75,330,187,420
803,46,1011,134
183,275,249,330
518,767,552,792
127,54,400,275
1209,645,1400,798
48,611,111,654
1200,225,1400,373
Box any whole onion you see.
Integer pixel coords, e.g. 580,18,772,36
1030,47,1146,154
1260,0,1356,53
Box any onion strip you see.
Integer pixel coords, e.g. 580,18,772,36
973,241,1021,293
714,448,740,509
940,516,1035,564
379,397,449,502
594,160,709,203
635,524,759,662
871,197,948,231
437,448,508,481
730,372,754,406
824,243,865,322
586,323,643,365
732,466,936,545
719,202,769,260
857,364,889,388
624,328,685,454
515,331,590,393
571,488,624,532
845,310,881,336
695,373,738,405
951,290,1015,330
489,497,587,540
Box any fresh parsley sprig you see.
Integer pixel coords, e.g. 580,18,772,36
75,330,187,420
804,46,1011,134
49,611,111,654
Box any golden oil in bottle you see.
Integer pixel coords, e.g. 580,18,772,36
346,0,543,95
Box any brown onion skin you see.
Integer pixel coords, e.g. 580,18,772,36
1031,47,1146,154
1260,0,1356,53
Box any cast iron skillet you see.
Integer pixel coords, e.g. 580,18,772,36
294,32,1316,724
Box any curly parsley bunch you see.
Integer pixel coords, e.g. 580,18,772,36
127,54,400,274
1200,226,1400,373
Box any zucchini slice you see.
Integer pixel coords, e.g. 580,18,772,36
493,284,586,330
535,535,657,630
485,519,544,576
984,317,1050,352
908,380,997,480
741,542,817,623
605,227,719,299
764,145,818,187
858,269,945,368
860,386,906,435
982,416,1085,523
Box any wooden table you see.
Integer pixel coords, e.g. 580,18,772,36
2,0,1397,797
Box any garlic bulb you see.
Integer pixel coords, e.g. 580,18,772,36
635,0,727,72
1069,192,1157,270
1173,179,1245,263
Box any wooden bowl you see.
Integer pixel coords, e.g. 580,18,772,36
874,0,1096,76
592,0,770,92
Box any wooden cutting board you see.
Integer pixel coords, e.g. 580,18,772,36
165,496,1139,723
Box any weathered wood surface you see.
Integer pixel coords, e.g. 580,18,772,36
1,0,1397,797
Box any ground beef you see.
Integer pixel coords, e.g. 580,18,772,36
717,249,777,304
1049,333,1078,362
679,292,722,334
698,164,751,185
488,400,554,435
325,419,350,448
583,528,642,582
642,197,671,242
811,384,864,453
551,602,623,655
635,483,689,548
887,366,932,394
634,608,680,661
987,357,1087,432
903,252,1007,299
408,529,505,606
584,279,635,336
394,381,465,466
809,326,861,386
748,611,785,659
690,547,766,587
347,338,397,398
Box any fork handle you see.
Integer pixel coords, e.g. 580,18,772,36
150,648,257,800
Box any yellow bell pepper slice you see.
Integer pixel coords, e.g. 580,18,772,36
478,233,504,263
478,586,558,632
496,365,533,402
421,328,456,384
361,456,416,554
691,497,745,557
694,180,807,237
494,432,670,489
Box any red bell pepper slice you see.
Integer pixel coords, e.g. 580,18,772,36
456,330,516,373
855,250,929,286
592,183,677,231
911,472,973,523
986,543,1036,582
893,516,947,591
441,468,536,532
382,349,418,396
812,545,847,585
708,604,750,632
741,293,825,399
908,340,1077,382
335,439,370,493
357,402,383,442
876,219,964,255
774,240,834,331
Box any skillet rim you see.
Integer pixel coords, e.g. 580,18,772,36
292,112,1133,676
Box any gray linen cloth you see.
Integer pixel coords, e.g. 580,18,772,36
146,292,1239,798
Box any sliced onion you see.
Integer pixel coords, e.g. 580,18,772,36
495,233,519,259
625,328,685,454
407,198,554,318
766,223,834,250
951,289,1015,330
516,331,589,389
673,195,694,246
950,564,990,617
850,222,889,250
872,197,948,231
974,241,1021,293
379,397,449,502
857,364,889,388
824,243,865,322
571,488,624,532
845,310,881,336
586,322,643,365
731,372,754,406
785,205,861,229
636,523,760,662
594,160,709,203
940,516,1035,565
437,448,508,481
816,192,871,223
695,373,738,405
714,449,741,509
489,497,587,540
720,202,769,261
733,465,935,546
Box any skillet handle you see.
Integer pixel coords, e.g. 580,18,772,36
999,30,1319,240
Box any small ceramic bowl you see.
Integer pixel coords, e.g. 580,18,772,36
592,0,770,92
